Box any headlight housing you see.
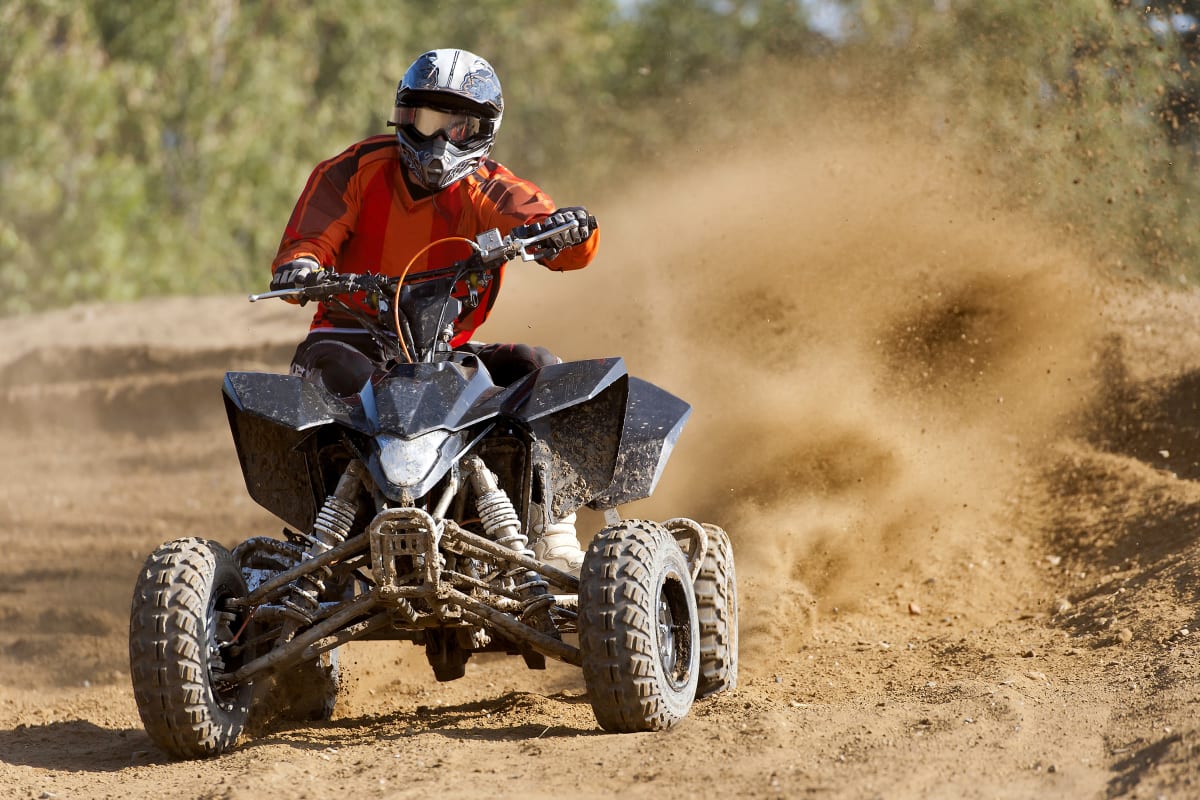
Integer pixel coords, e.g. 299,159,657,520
373,429,466,495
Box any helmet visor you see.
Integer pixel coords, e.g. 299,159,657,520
394,105,491,146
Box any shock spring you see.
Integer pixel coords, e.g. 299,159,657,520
283,462,364,624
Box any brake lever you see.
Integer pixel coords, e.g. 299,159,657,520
474,220,581,265
514,220,581,261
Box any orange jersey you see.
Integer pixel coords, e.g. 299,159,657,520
272,134,599,345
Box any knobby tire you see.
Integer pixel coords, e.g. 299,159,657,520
578,519,699,732
129,538,251,759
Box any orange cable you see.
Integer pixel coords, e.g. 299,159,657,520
391,236,478,363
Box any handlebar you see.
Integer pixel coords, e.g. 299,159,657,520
249,218,586,304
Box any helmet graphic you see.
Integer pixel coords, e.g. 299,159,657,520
390,49,504,192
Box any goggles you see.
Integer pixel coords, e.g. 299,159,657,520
392,105,492,146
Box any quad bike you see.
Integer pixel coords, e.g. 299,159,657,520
128,219,738,759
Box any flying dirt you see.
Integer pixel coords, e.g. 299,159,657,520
2,119,1200,798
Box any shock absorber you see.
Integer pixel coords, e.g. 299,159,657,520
282,461,366,624
462,456,557,634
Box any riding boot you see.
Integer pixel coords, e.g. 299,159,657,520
529,502,585,576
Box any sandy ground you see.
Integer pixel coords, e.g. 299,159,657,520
4,135,1200,799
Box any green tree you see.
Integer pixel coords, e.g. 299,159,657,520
6,0,1196,316
0,1,642,314
837,0,1194,276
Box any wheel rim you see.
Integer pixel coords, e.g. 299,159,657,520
208,588,247,710
656,570,693,690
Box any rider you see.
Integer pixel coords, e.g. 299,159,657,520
269,48,599,574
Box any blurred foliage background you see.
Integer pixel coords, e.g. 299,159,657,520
3,0,1200,315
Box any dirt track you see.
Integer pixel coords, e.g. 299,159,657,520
4,139,1200,799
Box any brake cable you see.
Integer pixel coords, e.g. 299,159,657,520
393,236,480,363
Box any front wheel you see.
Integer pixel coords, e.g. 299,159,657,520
578,520,700,732
129,538,252,759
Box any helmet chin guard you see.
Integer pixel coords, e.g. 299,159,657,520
396,130,494,192
392,49,503,192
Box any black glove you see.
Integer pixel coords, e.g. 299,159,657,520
519,207,596,254
270,256,322,292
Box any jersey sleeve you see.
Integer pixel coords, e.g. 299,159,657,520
473,163,599,272
271,148,364,272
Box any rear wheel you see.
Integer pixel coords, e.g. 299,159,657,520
261,648,340,722
578,520,699,732
694,524,738,698
129,538,251,759
234,537,341,722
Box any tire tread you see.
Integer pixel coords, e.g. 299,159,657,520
579,520,698,732
129,538,248,759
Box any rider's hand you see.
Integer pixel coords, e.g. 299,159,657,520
518,207,595,255
270,257,323,293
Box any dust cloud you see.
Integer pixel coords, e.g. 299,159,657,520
487,106,1106,640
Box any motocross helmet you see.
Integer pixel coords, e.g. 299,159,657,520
390,49,503,192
